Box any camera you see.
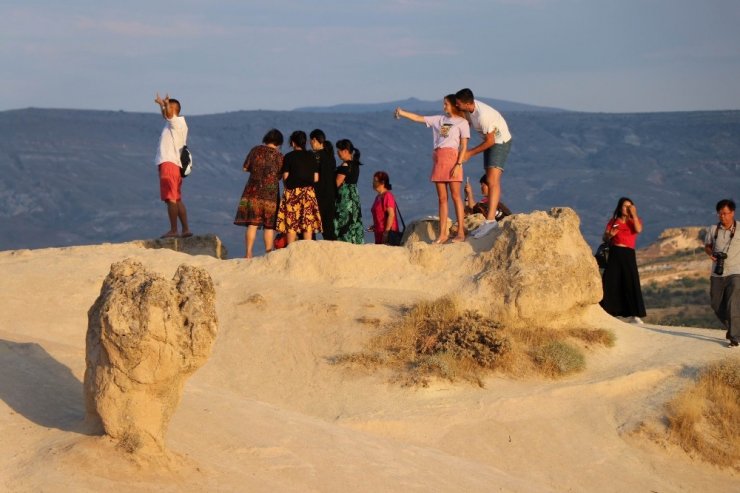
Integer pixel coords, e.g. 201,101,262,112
714,252,728,276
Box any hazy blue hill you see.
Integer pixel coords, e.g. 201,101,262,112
1,107,738,257
294,97,567,114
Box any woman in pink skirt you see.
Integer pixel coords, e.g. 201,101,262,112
396,95,470,242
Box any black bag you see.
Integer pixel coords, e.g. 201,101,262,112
386,202,406,246
594,242,609,268
180,145,192,178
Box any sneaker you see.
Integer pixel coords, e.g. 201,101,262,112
630,317,644,324
471,220,499,239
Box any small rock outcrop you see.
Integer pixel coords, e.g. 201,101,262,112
136,233,228,259
637,226,706,260
473,207,603,328
84,259,218,455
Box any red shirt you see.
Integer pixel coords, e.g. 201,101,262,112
606,217,641,249
371,191,399,244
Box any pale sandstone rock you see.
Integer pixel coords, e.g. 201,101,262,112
470,207,603,328
84,259,218,455
134,233,228,259
403,214,487,245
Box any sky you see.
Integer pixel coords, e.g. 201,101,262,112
1,0,739,115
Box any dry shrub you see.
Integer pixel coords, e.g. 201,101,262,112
666,358,740,470
531,341,586,377
361,297,510,387
568,328,616,347
333,296,614,387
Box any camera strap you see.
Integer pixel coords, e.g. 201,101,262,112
713,220,736,254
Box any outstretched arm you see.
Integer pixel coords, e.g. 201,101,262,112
395,107,426,124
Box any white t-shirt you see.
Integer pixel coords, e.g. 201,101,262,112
155,115,188,167
466,100,511,144
423,115,470,150
705,221,740,277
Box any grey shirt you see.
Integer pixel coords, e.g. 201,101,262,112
705,220,740,277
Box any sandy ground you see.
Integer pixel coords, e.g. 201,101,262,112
0,241,737,492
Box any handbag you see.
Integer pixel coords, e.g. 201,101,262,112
386,202,406,246
179,145,192,178
594,241,609,268
170,128,192,178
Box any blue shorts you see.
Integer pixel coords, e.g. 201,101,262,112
483,139,512,171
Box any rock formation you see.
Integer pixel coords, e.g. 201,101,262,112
471,207,603,328
135,233,229,259
84,259,218,455
637,226,706,260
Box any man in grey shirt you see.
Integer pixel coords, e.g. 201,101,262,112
704,198,739,347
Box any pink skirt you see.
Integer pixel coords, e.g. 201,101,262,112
430,147,462,182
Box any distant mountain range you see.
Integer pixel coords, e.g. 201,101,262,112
1,105,738,257
295,97,567,114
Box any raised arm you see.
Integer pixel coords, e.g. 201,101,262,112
628,204,643,233
154,92,170,120
464,179,475,209
395,107,426,124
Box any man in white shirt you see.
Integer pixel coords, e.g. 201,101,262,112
455,88,512,239
154,93,191,239
704,199,739,347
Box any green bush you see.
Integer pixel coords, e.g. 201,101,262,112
532,341,586,376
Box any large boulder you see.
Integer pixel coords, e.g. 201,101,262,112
470,207,603,328
84,259,218,455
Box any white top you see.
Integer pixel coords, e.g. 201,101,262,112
705,221,740,277
155,115,188,167
465,100,511,144
423,115,470,150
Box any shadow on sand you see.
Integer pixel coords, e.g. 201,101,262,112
641,325,727,346
0,339,88,434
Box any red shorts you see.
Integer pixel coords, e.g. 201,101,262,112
159,162,182,202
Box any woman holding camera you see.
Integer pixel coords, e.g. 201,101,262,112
600,197,646,323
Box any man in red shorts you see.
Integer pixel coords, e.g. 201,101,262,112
154,93,192,238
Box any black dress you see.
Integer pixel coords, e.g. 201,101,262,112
313,148,337,240
599,219,646,318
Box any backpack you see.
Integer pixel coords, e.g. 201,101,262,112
180,145,192,178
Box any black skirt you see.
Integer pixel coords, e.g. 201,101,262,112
600,245,646,318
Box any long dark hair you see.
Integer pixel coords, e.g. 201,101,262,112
310,128,334,155
612,197,634,219
289,130,307,150
336,139,362,164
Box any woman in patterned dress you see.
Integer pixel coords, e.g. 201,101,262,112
233,128,284,258
276,131,323,245
333,139,364,244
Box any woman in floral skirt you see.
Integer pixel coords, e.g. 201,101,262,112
276,131,323,245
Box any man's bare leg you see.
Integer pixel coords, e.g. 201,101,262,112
162,201,180,238
485,167,502,221
178,201,191,237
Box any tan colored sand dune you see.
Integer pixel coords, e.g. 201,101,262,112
0,235,737,492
